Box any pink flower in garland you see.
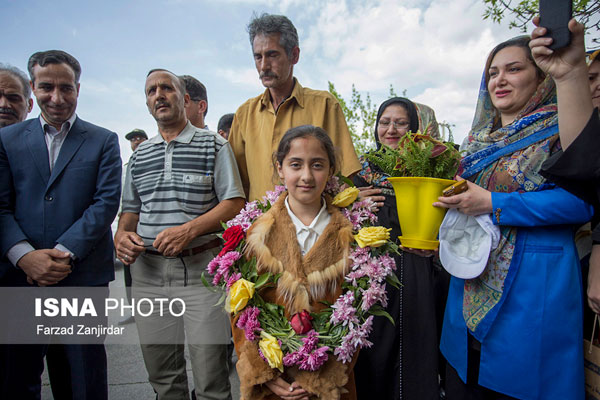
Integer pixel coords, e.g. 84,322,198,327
330,292,359,327
284,330,319,367
361,282,388,311
299,346,330,371
379,254,396,272
261,185,286,206
345,248,370,286
282,330,329,371
227,201,263,232
345,252,397,287
364,257,394,283
343,198,378,230
207,255,221,275
236,306,262,341
345,269,366,286
358,316,374,346
212,273,223,287
212,251,241,285
333,339,354,364
324,175,342,195
225,272,242,291
335,316,375,363
283,350,302,367
300,329,319,351
349,247,371,266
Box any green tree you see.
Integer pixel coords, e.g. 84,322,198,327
482,0,600,44
328,82,405,154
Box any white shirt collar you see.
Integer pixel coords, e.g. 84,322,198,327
285,197,331,255
39,113,77,136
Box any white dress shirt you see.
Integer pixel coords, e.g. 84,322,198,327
285,198,331,256
42,113,76,171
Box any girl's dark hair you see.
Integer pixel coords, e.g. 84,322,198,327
273,125,339,173
485,35,545,85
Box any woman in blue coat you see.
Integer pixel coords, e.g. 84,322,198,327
435,35,593,399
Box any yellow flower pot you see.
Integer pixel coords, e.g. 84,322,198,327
387,177,456,250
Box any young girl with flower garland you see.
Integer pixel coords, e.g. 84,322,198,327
232,125,359,400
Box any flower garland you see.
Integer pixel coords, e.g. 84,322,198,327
203,175,400,373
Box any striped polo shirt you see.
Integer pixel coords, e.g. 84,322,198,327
121,122,244,248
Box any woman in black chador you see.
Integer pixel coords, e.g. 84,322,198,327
352,97,450,400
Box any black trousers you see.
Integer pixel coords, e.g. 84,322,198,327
0,342,108,400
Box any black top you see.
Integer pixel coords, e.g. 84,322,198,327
542,111,600,241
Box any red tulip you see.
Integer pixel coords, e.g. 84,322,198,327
290,310,313,334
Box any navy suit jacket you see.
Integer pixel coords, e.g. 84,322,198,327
0,117,121,286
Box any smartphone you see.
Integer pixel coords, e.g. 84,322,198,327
442,180,468,197
539,0,572,50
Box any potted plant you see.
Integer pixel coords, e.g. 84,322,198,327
365,132,461,250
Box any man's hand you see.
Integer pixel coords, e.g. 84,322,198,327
114,230,145,265
153,224,194,257
588,245,600,314
17,249,72,286
265,378,309,400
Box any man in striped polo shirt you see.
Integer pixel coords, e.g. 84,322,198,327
115,69,245,400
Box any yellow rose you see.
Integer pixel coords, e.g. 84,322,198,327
258,331,284,372
354,226,392,248
225,278,255,314
332,187,360,208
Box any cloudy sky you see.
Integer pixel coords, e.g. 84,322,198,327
2,0,597,161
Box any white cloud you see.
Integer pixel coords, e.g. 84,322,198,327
296,0,515,143
413,82,479,145
215,67,264,91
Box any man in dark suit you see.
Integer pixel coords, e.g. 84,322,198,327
0,50,121,399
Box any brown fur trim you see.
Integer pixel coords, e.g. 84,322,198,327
245,193,354,315
246,212,284,275
288,358,350,400
236,341,278,400
306,258,346,300
277,271,311,313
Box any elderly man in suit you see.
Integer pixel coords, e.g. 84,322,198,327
0,50,121,399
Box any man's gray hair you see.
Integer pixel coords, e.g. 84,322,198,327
0,63,31,99
180,75,208,117
247,13,299,58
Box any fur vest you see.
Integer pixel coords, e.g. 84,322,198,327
233,193,357,400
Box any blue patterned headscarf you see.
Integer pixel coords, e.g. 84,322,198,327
457,41,561,338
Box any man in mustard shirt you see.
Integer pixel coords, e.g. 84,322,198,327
229,13,361,201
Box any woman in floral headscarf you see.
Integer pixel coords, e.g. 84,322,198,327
435,36,593,399
353,97,450,400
